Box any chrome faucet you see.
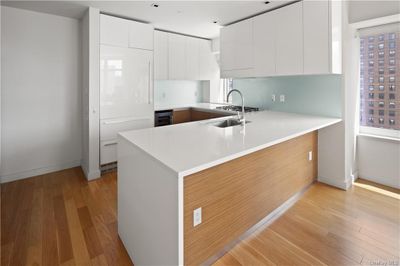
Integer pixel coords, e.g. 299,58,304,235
226,89,245,123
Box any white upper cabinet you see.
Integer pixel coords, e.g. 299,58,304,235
276,1,303,76
100,15,129,47
128,21,154,50
220,19,254,73
185,37,200,80
220,0,342,78
253,10,277,77
198,39,219,80
154,31,168,80
303,0,329,74
168,34,186,80
303,0,342,74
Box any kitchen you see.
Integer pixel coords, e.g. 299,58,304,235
1,1,399,265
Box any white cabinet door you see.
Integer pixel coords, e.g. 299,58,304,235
129,21,154,50
168,34,186,80
154,31,169,80
100,45,153,120
100,15,129,47
220,19,254,72
303,0,329,74
253,11,277,77
185,37,199,80
198,39,219,80
276,1,303,75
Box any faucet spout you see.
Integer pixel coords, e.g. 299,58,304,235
226,89,245,124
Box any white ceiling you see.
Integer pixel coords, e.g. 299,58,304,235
1,1,292,38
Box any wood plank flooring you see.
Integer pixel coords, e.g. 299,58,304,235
213,179,400,266
1,167,399,266
1,167,132,266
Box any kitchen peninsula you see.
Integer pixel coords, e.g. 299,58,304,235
117,110,341,265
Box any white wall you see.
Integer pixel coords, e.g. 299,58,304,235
81,7,100,180
349,1,400,23
358,136,400,189
1,6,82,182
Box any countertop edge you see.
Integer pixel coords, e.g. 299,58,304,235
177,118,341,178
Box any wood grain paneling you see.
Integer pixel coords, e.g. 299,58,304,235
190,109,227,121
184,131,318,265
173,109,191,124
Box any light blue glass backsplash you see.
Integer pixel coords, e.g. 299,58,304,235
232,75,342,118
154,80,206,106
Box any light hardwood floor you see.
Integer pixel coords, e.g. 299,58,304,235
1,167,399,266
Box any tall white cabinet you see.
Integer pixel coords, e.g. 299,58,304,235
100,14,154,165
220,0,342,78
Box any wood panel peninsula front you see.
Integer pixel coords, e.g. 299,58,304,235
117,110,341,265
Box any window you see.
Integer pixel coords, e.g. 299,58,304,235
359,25,399,135
219,78,233,103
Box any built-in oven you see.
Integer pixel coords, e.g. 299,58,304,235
154,110,173,127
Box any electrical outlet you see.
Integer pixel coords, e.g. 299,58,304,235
272,94,276,102
280,94,285,103
308,151,313,161
193,207,202,227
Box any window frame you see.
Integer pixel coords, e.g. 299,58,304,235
355,18,400,139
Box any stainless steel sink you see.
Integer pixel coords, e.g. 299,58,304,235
213,119,250,128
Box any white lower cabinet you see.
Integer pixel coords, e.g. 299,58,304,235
100,117,153,164
100,140,118,165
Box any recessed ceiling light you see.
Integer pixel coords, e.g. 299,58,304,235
264,1,270,4
151,3,159,8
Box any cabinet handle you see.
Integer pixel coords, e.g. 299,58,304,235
148,61,151,104
104,142,117,147
102,117,152,124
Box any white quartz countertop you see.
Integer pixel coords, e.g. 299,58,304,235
119,111,341,178
154,102,229,111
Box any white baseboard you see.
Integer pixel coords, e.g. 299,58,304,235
0,160,81,184
318,176,350,190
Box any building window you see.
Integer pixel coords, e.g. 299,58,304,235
359,27,400,133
